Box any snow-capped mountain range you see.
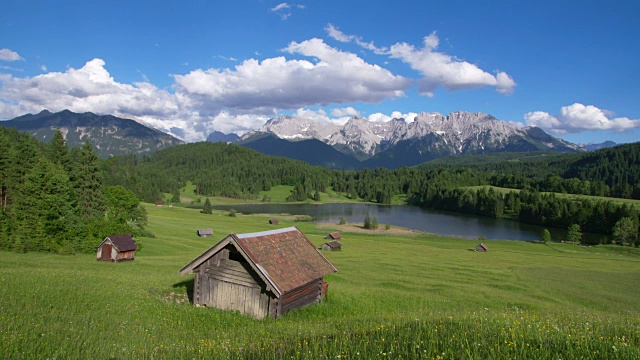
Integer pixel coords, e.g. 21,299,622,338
238,111,582,167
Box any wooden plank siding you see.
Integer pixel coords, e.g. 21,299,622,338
279,279,323,315
193,250,273,319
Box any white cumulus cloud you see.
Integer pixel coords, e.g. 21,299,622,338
325,24,386,54
524,103,640,135
0,48,24,62
173,38,410,115
368,111,418,123
388,32,516,96
331,107,360,117
326,25,516,96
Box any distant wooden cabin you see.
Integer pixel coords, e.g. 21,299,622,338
179,227,338,319
155,201,164,207
321,240,342,251
475,243,488,252
197,228,213,238
97,234,138,262
326,232,342,240
269,219,279,225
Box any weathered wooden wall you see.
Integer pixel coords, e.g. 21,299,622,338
193,247,273,319
278,279,323,315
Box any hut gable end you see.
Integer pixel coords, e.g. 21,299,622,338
96,234,137,262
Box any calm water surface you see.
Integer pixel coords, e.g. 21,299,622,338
212,203,605,243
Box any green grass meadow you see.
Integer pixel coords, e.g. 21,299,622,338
1,203,640,358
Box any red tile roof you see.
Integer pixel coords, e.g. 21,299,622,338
324,240,342,249
233,227,338,295
106,234,138,252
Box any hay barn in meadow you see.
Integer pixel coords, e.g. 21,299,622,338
179,227,338,319
326,232,342,240
321,240,342,251
475,243,488,252
197,228,213,237
269,219,278,225
96,234,138,262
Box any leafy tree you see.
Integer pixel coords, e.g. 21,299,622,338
541,229,551,244
338,217,346,225
612,217,638,246
201,198,212,214
566,224,582,244
102,185,147,236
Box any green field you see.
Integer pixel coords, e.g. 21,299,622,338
165,183,368,206
1,203,639,359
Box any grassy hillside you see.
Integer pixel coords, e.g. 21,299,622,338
1,204,639,358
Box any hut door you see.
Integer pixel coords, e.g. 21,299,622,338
101,244,112,261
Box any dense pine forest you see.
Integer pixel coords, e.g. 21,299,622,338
0,128,149,254
2,128,639,253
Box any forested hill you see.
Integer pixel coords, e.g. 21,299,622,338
564,142,640,196
102,142,332,203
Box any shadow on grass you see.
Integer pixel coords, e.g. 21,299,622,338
172,279,194,304
545,242,566,253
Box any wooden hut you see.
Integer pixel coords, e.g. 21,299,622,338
269,219,279,225
179,227,338,319
197,228,213,238
326,232,342,240
97,234,138,262
475,243,488,252
155,201,164,207
321,240,342,251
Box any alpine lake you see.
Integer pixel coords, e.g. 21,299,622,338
211,203,607,244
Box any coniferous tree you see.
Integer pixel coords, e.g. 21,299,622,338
201,198,212,214
12,157,77,252
364,212,371,229
69,140,104,219
371,216,379,230
47,130,70,168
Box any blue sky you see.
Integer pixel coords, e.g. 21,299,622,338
1,0,639,144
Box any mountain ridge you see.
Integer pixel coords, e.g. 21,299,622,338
0,109,183,158
236,110,583,169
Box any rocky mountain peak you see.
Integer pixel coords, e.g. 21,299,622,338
251,110,581,163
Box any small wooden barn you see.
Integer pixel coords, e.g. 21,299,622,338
321,240,342,251
269,219,279,225
179,226,338,319
155,201,164,207
96,234,138,262
197,228,213,237
326,232,342,240
475,243,488,252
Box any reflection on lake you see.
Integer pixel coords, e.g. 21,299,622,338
211,203,607,243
